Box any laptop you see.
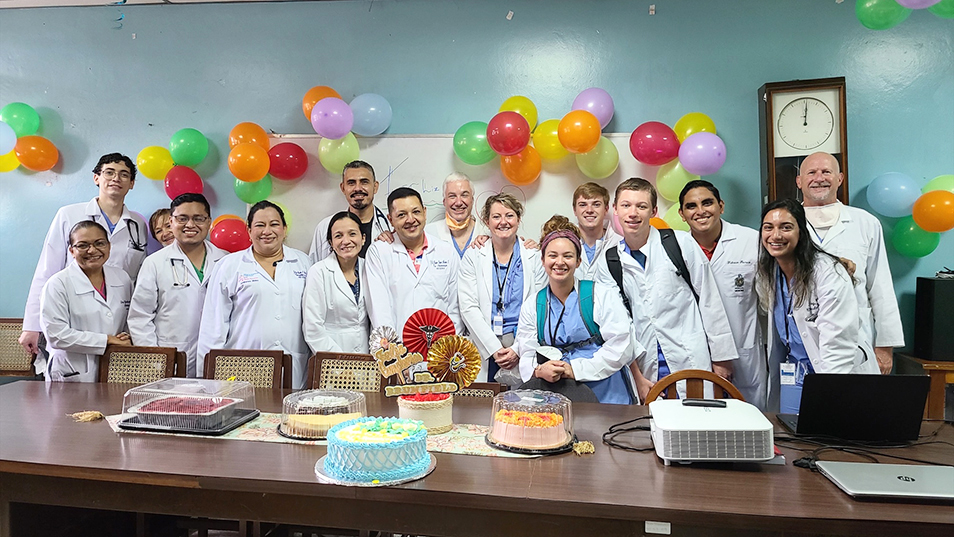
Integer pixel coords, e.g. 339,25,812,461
777,374,930,443
816,461,954,501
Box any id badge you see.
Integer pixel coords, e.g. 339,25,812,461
780,362,796,386
493,312,504,336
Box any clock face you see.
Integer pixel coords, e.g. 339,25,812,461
777,97,834,151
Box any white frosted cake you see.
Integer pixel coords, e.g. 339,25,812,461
397,393,453,434
279,390,366,439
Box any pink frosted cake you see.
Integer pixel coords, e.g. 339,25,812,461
487,390,573,451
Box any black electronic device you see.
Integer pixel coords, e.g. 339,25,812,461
914,277,954,362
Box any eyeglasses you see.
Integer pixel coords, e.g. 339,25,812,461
71,240,110,251
99,169,132,180
172,215,210,225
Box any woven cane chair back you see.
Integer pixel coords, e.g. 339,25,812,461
456,382,506,398
99,345,176,384
307,352,383,392
0,318,34,376
204,349,289,389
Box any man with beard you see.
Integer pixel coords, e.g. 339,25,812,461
308,160,391,262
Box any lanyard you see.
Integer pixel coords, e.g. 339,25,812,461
492,245,513,312
545,291,568,347
452,227,474,258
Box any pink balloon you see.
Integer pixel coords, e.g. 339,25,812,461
896,0,940,8
610,211,623,235
486,111,531,156
678,132,727,176
572,88,615,128
310,97,354,140
268,142,308,180
629,122,680,166
164,166,203,200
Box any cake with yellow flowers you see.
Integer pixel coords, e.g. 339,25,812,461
487,390,573,450
323,417,430,483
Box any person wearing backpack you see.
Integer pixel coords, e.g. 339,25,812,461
513,216,641,404
593,178,738,402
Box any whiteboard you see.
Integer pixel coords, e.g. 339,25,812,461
267,133,671,252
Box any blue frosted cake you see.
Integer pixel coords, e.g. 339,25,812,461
323,417,429,483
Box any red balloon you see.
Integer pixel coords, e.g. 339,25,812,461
268,142,308,180
486,111,531,156
210,218,251,253
164,166,203,200
630,122,680,166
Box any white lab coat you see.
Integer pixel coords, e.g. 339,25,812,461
578,224,621,280
807,203,904,349
39,264,132,382
364,232,462,336
24,198,147,373
593,228,740,385
706,220,768,409
513,280,637,384
764,254,879,412
424,217,488,256
457,242,547,381
302,256,370,355
308,206,391,263
127,241,228,377
197,246,313,388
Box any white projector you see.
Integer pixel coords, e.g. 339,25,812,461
649,399,774,465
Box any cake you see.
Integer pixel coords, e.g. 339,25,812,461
132,395,241,429
397,393,453,434
323,417,430,483
279,390,366,439
487,390,573,451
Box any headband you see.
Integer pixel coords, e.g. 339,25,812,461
541,229,582,256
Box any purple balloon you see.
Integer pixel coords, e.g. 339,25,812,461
678,132,726,176
310,97,354,140
572,88,614,129
896,0,940,8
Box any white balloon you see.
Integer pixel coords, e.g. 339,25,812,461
0,121,16,155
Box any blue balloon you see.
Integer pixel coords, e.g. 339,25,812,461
866,172,920,218
0,121,16,155
349,93,392,137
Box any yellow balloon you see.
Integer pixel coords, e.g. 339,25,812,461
137,145,175,180
0,149,19,172
662,203,690,231
673,112,716,143
532,119,569,160
499,95,538,131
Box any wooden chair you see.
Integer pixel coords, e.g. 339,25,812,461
306,352,384,392
0,318,35,377
204,349,292,389
457,382,507,398
173,351,188,378
98,345,176,384
643,369,745,403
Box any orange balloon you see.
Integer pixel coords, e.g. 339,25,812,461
228,143,270,183
558,110,601,154
302,86,342,121
229,122,270,151
14,135,58,171
650,217,670,230
213,214,244,228
912,190,954,233
500,146,542,186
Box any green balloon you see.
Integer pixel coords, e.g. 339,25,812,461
576,136,619,180
453,121,495,166
929,0,954,18
856,0,912,30
656,159,700,202
169,128,209,167
662,203,690,232
0,102,40,137
234,175,272,204
892,216,940,257
922,174,954,194
318,132,360,174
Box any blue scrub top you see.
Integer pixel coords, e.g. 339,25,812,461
774,266,814,414
491,241,524,336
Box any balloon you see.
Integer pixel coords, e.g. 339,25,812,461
866,172,920,217
923,174,954,194
0,149,19,172
678,132,727,176
350,93,393,136
137,146,175,181
576,136,619,180
650,217,670,230
662,203,690,232
500,146,542,186
499,96,538,131
892,216,940,257
856,0,912,30
629,122,679,166
895,0,940,8
212,214,243,228
533,119,569,160
210,218,251,253
169,128,209,167
234,175,273,205
912,190,954,232
164,166,203,200
228,142,270,183
656,160,700,202
929,0,954,17
571,88,614,129
302,86,342,121
610,211,623,235
673,112,717,143
318,132,360,174
487,111,531,156
310,97,354,140
14,135,58,171
268,142,308,180
0,102,40,137
453,121,495,165
229,122,270,151
558,110,601,154
0,121,16,155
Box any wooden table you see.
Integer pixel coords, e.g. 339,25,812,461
1,381,952,537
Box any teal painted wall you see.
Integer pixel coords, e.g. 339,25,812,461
1,0,952,348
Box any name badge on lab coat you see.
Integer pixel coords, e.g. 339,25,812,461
780,362,796,386
493,311,504,336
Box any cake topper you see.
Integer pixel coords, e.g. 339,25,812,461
402,308,455,356
370,322,481,397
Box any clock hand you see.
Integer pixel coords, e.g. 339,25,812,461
802,101,808,127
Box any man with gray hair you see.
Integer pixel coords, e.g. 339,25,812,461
424,172,488,258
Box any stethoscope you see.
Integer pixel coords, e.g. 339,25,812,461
171,258,191,288
127,220,147,252
372,206,390,232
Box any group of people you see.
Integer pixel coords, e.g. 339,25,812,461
19,151,903,411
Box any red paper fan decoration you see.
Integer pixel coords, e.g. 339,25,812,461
403,308,456,357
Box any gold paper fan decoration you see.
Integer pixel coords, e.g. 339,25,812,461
427,335,480,389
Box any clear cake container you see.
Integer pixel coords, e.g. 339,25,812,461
122,378,256,431
278,389,367,439
487,389,574,453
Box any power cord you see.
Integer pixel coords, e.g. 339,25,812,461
602,415,655,452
